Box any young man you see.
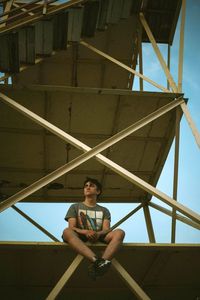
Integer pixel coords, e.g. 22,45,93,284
62,177,125,279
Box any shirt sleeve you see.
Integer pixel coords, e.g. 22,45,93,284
104,207,111,222
64,204,77,221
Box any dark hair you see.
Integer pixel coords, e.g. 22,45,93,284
83,177,102,196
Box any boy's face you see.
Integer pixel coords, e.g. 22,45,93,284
84,181,100,197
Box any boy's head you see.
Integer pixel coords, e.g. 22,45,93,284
83,177,102,198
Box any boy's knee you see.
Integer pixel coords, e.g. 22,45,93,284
114,229,125,240
62,228,74,241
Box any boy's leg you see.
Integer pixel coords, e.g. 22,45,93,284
101,229,125,261
62,228,96,262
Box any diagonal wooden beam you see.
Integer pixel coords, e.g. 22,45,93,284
80,40,170,93
112,258,151,300
45,254,83,300
178,0,186,93
0,0,86,34
0,0,14,28
139,13,178,93
12,205,60,242
180,101,200,148
0,93,200,227
149,202,200,230
143,202,156,243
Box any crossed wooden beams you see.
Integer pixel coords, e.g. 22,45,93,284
1,2,200,299
0,89,200,299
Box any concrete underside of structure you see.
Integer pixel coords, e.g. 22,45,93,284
0,242,200,300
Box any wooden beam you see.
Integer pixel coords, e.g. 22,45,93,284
80,40,170,93
149,202,200,230
138,25,143,91
167,45,171,90
0,0,14,28
110,204,143,232
12,205,60,242
171,108,181,243
0,0,86,34
112,258,151,300
45,254,83,300
139,13,178,93
180,101,200,148
0,92,186,214
12,2,34,16
1,93,200,226
178,0,186,92
143,203,156,243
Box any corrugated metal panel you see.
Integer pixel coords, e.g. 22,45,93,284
82,0,100,37
18,26,35,64
0,32,19,73
35,19,53,55
53,12,68,50
67,7,84,42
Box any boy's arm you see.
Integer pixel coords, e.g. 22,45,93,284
68,218,97,240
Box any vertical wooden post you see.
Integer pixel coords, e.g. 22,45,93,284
143,203,156,243
171,107,181,243
167,45,171,90
138,24,143,91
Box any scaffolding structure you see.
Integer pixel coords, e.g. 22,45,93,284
0,0,200,299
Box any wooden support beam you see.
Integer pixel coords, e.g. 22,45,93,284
0,93,189,219
149,202,200,230
167,45,171,90
1,93,199,226
0,0,14,28
45,254,83,300
139,13,178,93
12,2,34,16
112,258,151,300
138,25,143,91
0,0,86,34
110,204,143,231
80,40,170,93
178,0,186,92
171,108,181,243
12,205,60,242
180,101,200,148
143,203,156,243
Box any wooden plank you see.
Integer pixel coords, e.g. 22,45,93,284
171,108,181,243
45,254,83,300
112,258,151,300
143,203,156,243
180,102,200,148
149,202,200,230
1,93,199,227
0,0,85,34
139,13,178,93
12,205,60,242
0,0,14,28
178,0,186,93
80,40,170,93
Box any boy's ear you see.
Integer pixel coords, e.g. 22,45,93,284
97,189,100,195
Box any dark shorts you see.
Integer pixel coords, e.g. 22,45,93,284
62,232,107,244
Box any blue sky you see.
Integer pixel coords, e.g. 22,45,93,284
0,1,200,243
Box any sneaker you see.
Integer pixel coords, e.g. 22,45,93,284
95,258,111,276
88,258,111,280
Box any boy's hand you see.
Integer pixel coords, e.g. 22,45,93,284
85,230,98,242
